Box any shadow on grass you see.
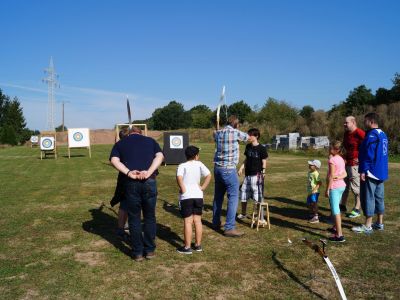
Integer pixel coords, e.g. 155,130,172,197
269,205,310,221
267,196,330,212
160,199,226,235
272,251,327,300
82,204,131,257
269,216,326,238
161,199,181,218
156,223,183,248
83,202,185,253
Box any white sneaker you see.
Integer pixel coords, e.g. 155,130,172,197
237,214,247,220
352,224,373,234
259,219,267,225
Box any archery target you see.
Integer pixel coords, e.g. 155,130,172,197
30,135,39,143
68,128,90,148
40,137,55,150
170,135,183,149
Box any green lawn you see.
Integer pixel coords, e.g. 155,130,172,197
0,144,399,299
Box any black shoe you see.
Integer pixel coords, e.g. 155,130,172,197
177,246,192,254
193,245,203,252
328,235,345,243
339,204,347,213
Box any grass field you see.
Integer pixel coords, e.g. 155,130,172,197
0,144,399,299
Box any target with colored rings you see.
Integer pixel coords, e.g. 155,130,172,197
169,135,183,149
171,137,182,147
73,132,83,141
42,138,53,149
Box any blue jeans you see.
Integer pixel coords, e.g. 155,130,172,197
213,166,239,231
125,178,157,256
361,177,385,217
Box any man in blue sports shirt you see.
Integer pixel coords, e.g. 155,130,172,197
212,115,249,237
352,112,389,234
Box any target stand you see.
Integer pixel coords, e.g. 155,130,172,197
163,132,189,165
30,135,39,148
115,123,148,142
67,128,91,158
40,132,57,160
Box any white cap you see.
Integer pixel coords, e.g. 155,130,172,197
308,159,321,169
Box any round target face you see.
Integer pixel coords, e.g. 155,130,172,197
171,136,182,147
73,132,83,141
42,138,53,149
30,136,39,143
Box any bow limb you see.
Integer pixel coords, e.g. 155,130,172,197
216,86,225,130
216,103,221,130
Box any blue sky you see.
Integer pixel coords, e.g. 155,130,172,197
0,0,399,130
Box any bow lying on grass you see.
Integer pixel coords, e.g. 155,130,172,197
302,238,347,300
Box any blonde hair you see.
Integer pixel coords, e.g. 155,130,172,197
330,140,344,156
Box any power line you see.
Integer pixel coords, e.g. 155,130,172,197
42,57,59,131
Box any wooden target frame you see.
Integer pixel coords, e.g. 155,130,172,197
30,135,39,148
115,123,148,142
39,131,57,160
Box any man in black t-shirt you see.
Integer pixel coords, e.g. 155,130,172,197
237,128,268,221
110,132,164,261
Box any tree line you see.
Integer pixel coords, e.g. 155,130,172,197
0,89,37,145
1,73,399,153
139,73,400,154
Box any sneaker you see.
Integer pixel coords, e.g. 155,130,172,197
352,224,373,234
224,229,244,237
132,255,144,262
193,245,203,252
339,204,347,213
372,222,384,231
237,214,247,220
177,246,192,255
259,219,267,225
347,209,361,218
145,252,156,259
308,216,319,224
328,235,345,242
327,226,337,234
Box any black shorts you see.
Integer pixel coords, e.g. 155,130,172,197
179,198,203,218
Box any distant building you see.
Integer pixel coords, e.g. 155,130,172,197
310,136,330,149
271,133,329,150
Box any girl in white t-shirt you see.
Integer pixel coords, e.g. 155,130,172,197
176,146,211,254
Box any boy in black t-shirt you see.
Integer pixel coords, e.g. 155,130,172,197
237,128,268,222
